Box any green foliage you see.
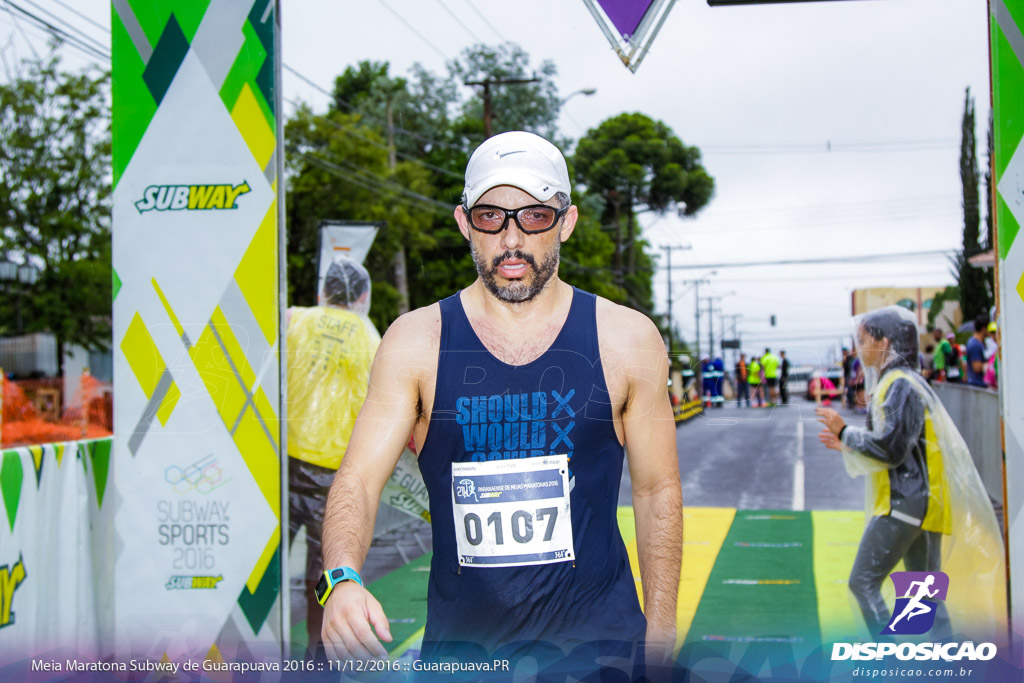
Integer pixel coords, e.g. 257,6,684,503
286,51,712,340
926,284,960,331
283,104,438,331
573,112,714,319
575,112,714,218
957,88,993,320
449,43,562,145
558,194,624,302
0,55,111,370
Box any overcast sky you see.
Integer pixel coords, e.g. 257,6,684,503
2,0,992,366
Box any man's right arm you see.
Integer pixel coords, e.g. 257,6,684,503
319,311,433,660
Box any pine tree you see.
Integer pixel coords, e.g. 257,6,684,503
957,87,992,319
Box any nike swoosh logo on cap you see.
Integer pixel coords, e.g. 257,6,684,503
496,150,526,158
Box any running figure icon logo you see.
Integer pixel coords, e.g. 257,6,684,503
884,571,949,635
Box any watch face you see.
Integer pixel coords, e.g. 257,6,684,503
314,573,329,604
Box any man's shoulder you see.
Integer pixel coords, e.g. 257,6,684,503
379,303,442,354
594,296,662,351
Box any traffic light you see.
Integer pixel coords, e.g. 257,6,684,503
770,315,777,327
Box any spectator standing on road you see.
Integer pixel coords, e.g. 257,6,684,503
748,354,763,407
921,344,935,381
932,329,961,383
842,347,855,408
761,347,781,407
816,306,1006,640
779,350,790,405
711,354,725,408
735,353,750,407
286,257,380,657
985,321,999,390
851,354,866,413
965,314,989,388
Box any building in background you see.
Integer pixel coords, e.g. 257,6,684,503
852,286,962,333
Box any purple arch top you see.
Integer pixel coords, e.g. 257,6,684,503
597,0,653,38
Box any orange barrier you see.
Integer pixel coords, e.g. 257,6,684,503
1,374,113,448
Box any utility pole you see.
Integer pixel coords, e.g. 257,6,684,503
465,77,539,138
724,313,743,369
386,96,410,315
673,276,711,360
701,295,725,359
660,245,692,355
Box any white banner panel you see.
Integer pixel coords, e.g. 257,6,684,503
0,440,114,662
111,0,284,661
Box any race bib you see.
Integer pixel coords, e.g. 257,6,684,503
451,455,574,568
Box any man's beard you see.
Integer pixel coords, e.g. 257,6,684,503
470,239,560,304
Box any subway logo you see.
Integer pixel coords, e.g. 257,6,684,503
135,182,251,213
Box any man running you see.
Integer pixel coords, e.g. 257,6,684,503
887,575,939,631
318,132,683,672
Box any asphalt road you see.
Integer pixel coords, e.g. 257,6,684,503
663,396,866,512
291,395,869,629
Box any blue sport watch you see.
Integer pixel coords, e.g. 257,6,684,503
314,566,363,606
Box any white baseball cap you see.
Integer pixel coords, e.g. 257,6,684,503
463,131,572,207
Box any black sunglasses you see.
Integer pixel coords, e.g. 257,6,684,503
463,203,569,235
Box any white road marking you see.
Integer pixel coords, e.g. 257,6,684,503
793,418,805,511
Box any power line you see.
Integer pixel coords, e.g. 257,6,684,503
282,63,462,152
296,150,454,215
699,138,959,156
46,0,109,35
656,250,955,271
284,96,463,179
434,0,483,43
3,1,40,61
462,0,506,42
376,0,449,61
702,270,955,285
23,0,108,54
4,0,108,61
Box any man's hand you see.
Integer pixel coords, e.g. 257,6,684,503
321,581,393,661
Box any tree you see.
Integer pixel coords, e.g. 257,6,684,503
315,48,568,319
284,104,438,331
0,55,111,374
449,43,562,146
983,110,994,251
573,113,714,315
957,87,993,320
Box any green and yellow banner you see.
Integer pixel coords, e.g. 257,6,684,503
991,0,1024,643
0,439,113,654
112,0,284,659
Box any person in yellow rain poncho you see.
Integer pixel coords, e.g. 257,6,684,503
287,256,381,655
816,306,1005,642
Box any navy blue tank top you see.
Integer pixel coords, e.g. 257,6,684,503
416,287,646,658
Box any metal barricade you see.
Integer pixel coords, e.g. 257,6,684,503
932,382,1003,506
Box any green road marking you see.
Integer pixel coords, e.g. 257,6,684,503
682,510,818,667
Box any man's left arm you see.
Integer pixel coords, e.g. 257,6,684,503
620,318,683,655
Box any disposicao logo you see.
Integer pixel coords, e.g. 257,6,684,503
885,571,948,635
135,182,250,213
832,570,997,662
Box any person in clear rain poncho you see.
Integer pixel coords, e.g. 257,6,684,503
816,306,1006,642
286,256,381,655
